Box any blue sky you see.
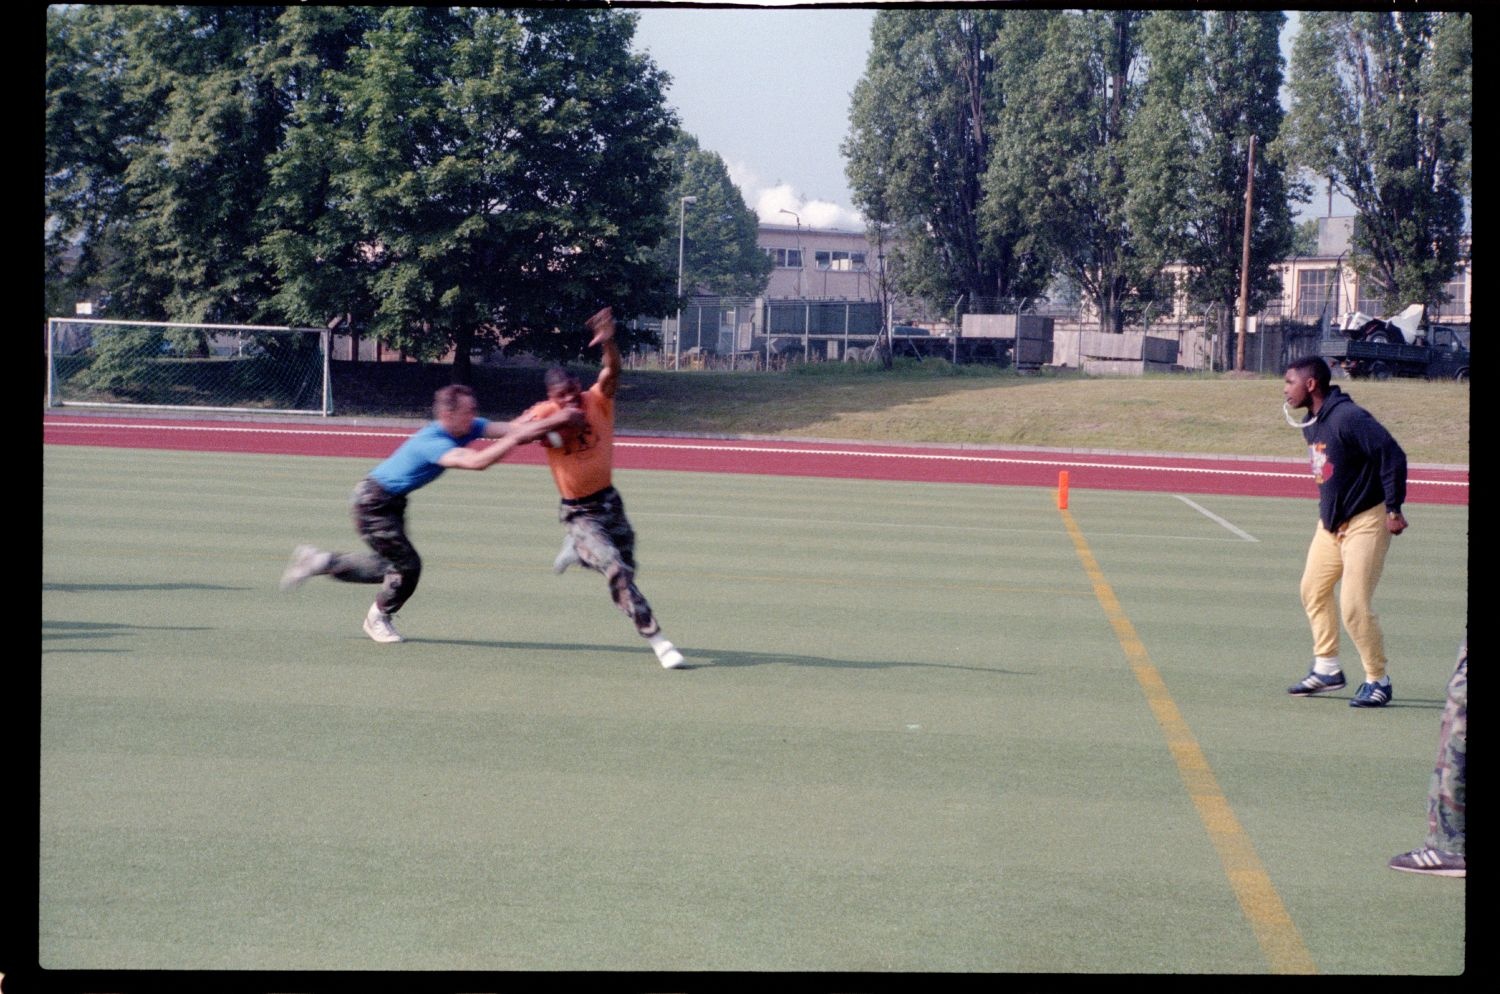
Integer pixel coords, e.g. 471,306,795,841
628,5,1349,231
630,4,877,231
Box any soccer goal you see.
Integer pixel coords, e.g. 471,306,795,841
45,318,332,416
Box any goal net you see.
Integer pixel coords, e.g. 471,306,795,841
46,318,332,416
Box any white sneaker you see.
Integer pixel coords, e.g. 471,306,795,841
362,603,404,643
651,637,686,669
280,545,329,591
553,535,581,574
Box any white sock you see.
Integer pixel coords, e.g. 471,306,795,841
1313,655,1341,676
1376,675,1391,687
648,632,674,651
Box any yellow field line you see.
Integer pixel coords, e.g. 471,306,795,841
1060,507,1318,975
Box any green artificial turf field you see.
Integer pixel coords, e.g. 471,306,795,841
40,445,1467,974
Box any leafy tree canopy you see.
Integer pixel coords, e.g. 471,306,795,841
46,5,684,377
845,8,1049,311
660,131,772,300
1283,11,1470,315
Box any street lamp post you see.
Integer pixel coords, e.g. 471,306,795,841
675,195,697,371
778,208,802,298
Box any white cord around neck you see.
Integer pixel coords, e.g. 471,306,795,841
1283,401,1316,428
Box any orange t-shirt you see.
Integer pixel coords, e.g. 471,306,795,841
523,384,614,500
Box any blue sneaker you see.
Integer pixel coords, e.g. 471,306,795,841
1287,669,1346,696
1388,847,1465,877
1349,680,1392,708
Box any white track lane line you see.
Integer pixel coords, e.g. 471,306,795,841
1174,494,1258,542
45,420,1468,489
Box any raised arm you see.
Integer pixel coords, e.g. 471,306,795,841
586,306,621,400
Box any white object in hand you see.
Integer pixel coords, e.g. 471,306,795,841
546,431,563,448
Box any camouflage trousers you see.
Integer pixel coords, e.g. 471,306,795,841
559,486,659,638
325,477,421,615
1425,645,1467,854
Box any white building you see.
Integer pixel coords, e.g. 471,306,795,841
757,223,882,302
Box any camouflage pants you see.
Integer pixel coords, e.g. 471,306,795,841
1425,644,1467,854
325,477,421,615
559,486,659,638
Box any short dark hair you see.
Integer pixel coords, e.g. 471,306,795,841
433,384,476,415
1286,355,1331,392
544,366,577,392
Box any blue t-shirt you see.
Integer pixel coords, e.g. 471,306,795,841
368,418,490,496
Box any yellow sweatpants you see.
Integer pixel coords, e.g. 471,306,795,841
1299,502,1393,681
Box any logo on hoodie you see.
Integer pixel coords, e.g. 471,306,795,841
1308,442,1334,484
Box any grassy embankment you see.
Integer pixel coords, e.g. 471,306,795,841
330,359,1471,466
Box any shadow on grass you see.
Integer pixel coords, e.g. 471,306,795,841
43,620,214,640
44,582,247,593
1289,693,1446,711
415,636,1023,675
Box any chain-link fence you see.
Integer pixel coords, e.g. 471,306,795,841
660,297,890,367
646,292,1335,374
46,318,331,414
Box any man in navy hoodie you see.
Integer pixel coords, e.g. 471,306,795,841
1281,356,1408,707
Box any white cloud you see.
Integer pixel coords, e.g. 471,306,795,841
797,198,863,232
735,176,863,232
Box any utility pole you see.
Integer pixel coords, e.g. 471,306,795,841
674,195,696,370
1235,135,1256,372
778,208,802,298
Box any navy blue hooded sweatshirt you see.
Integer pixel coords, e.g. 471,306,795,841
1301,386,1407,532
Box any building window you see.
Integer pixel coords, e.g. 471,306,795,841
814,250,866,272
1297,269,1337,320
1432,268,1469,319
764,247,802,269
1356,277,1389,318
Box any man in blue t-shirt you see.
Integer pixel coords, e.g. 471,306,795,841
280,384,582,643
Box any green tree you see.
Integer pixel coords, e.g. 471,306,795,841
108,6,289,335
1134,11,1297,361
988,10,1153,333
255,6,383,342
1284,11,1471,315
663,132,772,299
309,7,679,376
47,5,295,360
47,6,682,378
45,6,163,317
844,8,1048,312
1291,218,1320,258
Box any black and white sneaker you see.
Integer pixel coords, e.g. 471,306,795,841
1349,680,1392,708
1389,848,1464,877
1287,669,1346,696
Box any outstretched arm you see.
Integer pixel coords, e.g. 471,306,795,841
586,306,621,400
442,408,584,471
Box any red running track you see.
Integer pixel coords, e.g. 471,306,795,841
43,414,1468,505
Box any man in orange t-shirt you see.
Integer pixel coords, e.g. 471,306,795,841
520,306,686,669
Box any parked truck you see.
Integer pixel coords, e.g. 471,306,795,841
1322,303,1470,381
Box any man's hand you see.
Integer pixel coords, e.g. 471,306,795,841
1387,511,1408,535
523,407,586,444
585,306,615,348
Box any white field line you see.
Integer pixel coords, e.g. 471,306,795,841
45,419,1468,489
1174,495,1258,542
